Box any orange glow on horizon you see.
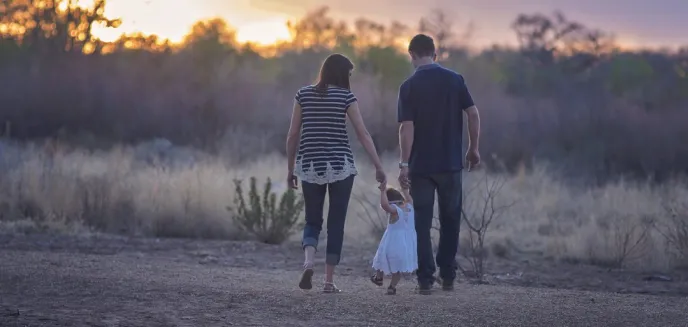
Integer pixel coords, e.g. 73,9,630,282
89,0,204,43
235,19,291,46
85,0,294,46
46,1,680,52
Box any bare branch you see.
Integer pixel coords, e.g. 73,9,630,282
457,172,515,281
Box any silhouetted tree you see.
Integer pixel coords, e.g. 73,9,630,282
418,9,473,61
0,0,121,54
108,32,170,53
512,11,614,68
287,6,352,51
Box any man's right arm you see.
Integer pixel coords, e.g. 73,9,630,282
465,106,480,152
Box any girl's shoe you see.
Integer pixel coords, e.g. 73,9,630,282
386,285,397,295
323,282,342,293
370,274,384,286
298,262,314,290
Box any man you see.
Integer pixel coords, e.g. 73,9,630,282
397,34,481,294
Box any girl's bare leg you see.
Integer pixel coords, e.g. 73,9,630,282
389,273,401,288
370,270,384,286
387,273,401,295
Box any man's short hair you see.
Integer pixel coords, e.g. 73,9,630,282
408,34,435,57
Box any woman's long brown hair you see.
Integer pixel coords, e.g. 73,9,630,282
314,53,354,94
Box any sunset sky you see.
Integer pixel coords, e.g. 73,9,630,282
91,0,688,48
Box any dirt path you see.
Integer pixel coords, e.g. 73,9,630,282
1,235,687,327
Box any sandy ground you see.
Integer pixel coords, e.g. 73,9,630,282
1,234,688,327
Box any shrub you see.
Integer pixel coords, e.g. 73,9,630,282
585,214,654,268
657,199,688,269
458,173,513,282
230,177,304,244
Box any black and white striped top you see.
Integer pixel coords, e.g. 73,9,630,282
294,85,358,185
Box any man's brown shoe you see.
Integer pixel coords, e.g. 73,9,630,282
436,275,454,291
415,284,433,295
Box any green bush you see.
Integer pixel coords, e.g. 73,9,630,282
230,177,304,244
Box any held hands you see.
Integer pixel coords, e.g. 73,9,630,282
375,167,386,185
398,167,410,189
378,179,387,191
375,166,387,192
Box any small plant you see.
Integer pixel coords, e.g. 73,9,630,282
230,177,304,244
591,214,654,269
458,172,513,282
655,199,688,269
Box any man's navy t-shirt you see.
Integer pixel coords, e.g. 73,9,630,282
397,63,475,175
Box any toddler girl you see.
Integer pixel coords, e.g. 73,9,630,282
370,182,418,295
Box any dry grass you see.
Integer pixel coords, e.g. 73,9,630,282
0,140,687,272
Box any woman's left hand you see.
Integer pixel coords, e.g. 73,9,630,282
378,179,387,191
375,168,386,185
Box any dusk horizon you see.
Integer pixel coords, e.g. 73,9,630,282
87,0,687,50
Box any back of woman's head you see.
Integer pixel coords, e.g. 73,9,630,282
315,53,354,92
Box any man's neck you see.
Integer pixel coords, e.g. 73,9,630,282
414,57,435,68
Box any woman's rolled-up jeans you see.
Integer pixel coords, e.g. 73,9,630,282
301,175,355,266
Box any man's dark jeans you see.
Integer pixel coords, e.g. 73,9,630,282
301,175,355,266
410,172,462,287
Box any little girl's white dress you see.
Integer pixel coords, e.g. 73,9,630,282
372,203,418,275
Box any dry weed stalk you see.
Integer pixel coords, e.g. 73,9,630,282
655,199,688,268
459,172,514,281
597,215,654,268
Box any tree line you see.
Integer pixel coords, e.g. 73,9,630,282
1,1,687,182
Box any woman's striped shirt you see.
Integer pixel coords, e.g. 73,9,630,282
294,85,358,185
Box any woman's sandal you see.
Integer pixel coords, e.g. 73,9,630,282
323,282,342,293
386,285,397,295
299,262,314,290
370,274,384,287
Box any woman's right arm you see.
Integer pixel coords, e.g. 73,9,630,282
347,101,383,171
286,98,302,174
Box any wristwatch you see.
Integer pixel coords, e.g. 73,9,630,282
399,162,409,169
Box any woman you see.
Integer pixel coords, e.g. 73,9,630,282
286,53,386,293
